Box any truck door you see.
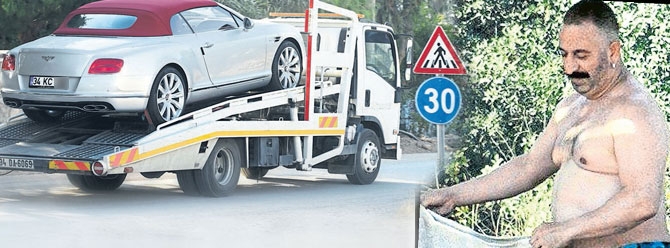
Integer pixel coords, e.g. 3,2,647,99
357,27,401,146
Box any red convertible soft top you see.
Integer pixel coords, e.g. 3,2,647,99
53,0,219,37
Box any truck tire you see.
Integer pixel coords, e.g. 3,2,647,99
241,167,269,179
346,129,381,185
194,139,241,197
265,41,302,91
141,171,165,179
176,170,200,196
66,174,126,191
147,66,187,125
23,109,65,123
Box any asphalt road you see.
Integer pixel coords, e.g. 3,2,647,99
0,153,438,248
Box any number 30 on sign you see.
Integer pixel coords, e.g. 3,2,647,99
415,77,461,124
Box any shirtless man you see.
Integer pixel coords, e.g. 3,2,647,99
420,1,670,247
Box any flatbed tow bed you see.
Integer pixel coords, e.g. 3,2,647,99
0,83,329,174
0,112,147,174
0,88,273,173
0,0,412,197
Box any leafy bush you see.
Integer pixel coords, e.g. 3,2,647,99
441,0,670,237
0,0,96,49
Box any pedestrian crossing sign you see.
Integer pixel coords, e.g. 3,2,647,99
413,26,467,75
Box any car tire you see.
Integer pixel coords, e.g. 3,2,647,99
147,67,187,125
23,109,65,123
345,129,381,185
265,41,302,91
241,167,270,179
66,174,126,191
194,139,241,197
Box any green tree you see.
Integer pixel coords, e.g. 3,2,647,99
0,0,94,49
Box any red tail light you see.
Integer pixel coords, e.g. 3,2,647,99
88,58,123,74
1,54,15,71
92,161,106,176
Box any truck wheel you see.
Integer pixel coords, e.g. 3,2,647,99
141,171,165,179
241,167,269,179
346,129,381,185
147,67,186,125
23,109,65,123
176,170,200,196
66,174,87,189
194,139,241,197
266,41,302,91
66,174,126,191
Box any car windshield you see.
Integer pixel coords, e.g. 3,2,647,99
66,14,137,29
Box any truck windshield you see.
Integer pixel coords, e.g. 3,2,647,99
364,30,397,85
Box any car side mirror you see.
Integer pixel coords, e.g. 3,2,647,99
243,18,254,30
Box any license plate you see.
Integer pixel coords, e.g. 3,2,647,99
29,76,56,88
0,158,35,170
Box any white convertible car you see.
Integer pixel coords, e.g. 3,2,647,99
0,0,304,124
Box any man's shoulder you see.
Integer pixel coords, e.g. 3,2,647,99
609,81,661,118
606,82,667,136
606,80,669,163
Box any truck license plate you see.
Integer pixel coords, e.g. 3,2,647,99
0,158,35,170
29,76,56,88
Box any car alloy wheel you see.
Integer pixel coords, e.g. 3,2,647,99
266,41,302,91
147,66,187,125
157,72,185,121
277,44,301,89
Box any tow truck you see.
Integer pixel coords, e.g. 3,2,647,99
0,0,413,197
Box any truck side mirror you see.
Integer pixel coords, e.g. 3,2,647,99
243,17,254,30
405,38,413,82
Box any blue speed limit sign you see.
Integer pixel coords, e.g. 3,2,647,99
415,77,461,124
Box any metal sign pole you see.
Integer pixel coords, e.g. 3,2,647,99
436,123,445,187
436,73,445,187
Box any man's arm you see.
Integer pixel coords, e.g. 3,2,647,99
531,104,669,247
421,99,568,214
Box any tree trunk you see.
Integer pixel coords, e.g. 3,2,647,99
375,0,420,85
366,0,375,20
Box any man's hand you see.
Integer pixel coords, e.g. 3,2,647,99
420,188,456,215
530,222,573,248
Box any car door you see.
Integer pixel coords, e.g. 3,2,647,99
180,6,267,87
169,13,213,91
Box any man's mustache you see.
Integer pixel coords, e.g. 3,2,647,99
566,71,590,79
